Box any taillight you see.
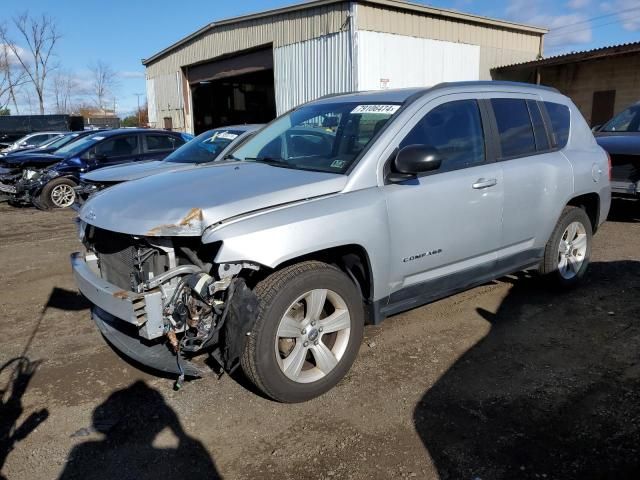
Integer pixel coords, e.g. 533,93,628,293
607,152,612,181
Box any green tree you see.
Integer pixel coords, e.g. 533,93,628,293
0,107,10,115
121,115,137,127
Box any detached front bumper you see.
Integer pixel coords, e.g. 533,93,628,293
71,252,203,377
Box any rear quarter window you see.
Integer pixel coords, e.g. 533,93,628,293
543,102,571,149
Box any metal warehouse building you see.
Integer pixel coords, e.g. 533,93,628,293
142,0,547,134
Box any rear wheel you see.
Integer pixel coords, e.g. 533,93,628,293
241,261,364,402
40,178,77,209
539,206,592,288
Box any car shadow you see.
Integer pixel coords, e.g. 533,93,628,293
607,198,640,223
1,287,92,478
413,261,640,480
57,381,221,480
0,357,49,480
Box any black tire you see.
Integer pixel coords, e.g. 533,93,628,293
241,261,364,403
39,177,77,209
539,206,593,289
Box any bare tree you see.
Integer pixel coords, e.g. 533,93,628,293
88,60,119,113
0,12,61,115
51,70,78,114
0,30,28,113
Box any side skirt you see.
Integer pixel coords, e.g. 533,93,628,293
371,249,543,324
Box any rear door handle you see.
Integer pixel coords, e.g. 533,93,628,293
472,178,497,189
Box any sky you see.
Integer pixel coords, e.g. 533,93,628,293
1,0,639,116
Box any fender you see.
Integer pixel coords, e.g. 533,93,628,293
202,187,392,301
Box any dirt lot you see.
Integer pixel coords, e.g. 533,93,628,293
1,200,639,480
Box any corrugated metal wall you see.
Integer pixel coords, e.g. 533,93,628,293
356,30,479,90
356,3,541,80
146,78,157,124
146,3,350,78
145,72,187,130
274,31,353,114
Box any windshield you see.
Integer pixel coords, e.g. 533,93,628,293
163,128,244,164
600,104,640,132
231,102,401,173
54,133,105,157
39,134,72,149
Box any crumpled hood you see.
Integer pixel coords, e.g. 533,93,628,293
0,153,64,169
83,160,192,183
79,162,347,236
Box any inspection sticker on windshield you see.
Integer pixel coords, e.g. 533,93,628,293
351,104,400,115
216,131,238,140
330,160,347,169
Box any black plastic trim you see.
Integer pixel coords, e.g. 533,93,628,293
370,248,543,324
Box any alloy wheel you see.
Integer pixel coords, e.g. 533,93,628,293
274,288,351,383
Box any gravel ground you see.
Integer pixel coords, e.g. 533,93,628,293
0,199,639,480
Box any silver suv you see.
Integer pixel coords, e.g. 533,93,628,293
72,81,611,402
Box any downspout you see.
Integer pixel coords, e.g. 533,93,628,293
536,34,545,85
349,1,358,92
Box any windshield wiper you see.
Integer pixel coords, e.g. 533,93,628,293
244,156,294,168
223,154,241,161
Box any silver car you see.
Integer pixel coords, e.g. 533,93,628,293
76,124,261,200
72,81,611,402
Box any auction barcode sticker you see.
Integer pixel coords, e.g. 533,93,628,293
216,132,238,140
351,104,400,115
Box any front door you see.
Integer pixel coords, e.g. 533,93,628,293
91,134,141,170
382,97,503,306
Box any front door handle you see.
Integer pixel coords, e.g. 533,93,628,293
472,178,497,189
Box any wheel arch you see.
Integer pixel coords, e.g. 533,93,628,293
566,192,601,233
243,244,376,323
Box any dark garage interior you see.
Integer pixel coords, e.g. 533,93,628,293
187,47,276,134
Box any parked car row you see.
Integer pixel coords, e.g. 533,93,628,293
69,81,612,402
0,128,194,208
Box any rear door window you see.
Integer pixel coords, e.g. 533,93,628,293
543,102,571,148
491,98,536,158
145,134,182,152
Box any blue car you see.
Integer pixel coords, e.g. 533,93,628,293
0,128,190,208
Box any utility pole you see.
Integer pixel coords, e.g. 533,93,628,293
134,93,144,127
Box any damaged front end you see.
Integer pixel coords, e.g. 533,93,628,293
71,223,259,381
0,166,50,204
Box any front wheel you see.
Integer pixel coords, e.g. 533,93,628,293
539,206,592,288
39,177,77,209
241,261,364,402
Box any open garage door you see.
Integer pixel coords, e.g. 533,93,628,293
186,47,276,134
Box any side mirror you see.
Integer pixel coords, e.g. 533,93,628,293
389,144,442,182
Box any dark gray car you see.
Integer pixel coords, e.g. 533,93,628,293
77,125,262,201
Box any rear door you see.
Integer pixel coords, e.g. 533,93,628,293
142,133,185,161
382,95,504,305
494,97,573,266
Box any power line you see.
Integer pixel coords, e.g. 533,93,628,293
548,4,640,32
546,11,640,37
